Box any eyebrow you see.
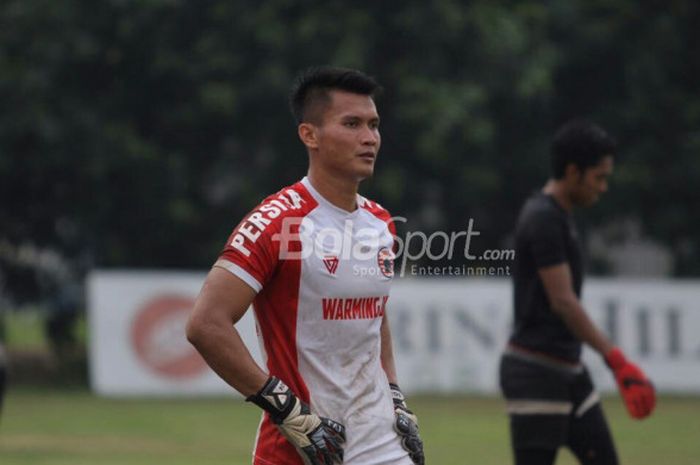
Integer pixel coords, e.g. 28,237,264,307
340,114,380,123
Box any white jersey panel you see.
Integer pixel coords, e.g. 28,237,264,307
296,178,410,465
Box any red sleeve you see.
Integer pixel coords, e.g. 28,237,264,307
216,211,281,293
214,183,315,293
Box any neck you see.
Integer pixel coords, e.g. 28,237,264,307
543,179,574,212
307,166,360,212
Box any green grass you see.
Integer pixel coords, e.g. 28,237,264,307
3,310,50,351
1,390,698,464
2,309,87,352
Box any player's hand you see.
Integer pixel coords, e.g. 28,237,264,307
390,383,425,465
605,347,656,419
247,376,345,465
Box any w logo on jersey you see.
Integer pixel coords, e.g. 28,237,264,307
323,256,339,275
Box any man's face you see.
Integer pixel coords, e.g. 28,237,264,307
570,156,614,207
310,90,380,182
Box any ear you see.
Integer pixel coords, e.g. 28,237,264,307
298,123,319,150
564,163,582,182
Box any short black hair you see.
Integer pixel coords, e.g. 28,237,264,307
550,120,617,179
289,66,382,124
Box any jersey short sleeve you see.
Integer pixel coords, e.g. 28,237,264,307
527,210,567,269
215,216,280,293
214,185,312,293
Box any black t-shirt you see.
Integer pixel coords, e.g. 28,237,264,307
509,192,584,362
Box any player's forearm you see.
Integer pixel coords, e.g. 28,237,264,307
551,298,614,356
187,318,268,396
380,315,399,384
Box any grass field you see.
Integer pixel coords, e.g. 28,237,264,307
1,390,698,465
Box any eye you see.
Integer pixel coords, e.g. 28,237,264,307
343,120,359,128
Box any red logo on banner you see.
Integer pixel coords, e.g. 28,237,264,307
323,256,339,275
131,295,208,379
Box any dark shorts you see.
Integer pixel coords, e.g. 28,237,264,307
499,349,602,449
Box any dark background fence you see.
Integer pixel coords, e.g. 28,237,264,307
1,1,699,370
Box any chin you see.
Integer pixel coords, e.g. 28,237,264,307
353,166,375,181
583,196,599,207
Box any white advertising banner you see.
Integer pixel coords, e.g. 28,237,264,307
87,270,700,396
87,270,260,396
389,278,700,395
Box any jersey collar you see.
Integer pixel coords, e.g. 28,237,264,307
301,177,363,217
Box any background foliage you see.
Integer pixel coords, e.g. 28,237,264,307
1,0,699,308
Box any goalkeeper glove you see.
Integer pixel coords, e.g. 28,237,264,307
390,383,425,465
247,376,345,465
605,347,656,419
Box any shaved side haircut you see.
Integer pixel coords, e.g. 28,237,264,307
289,66,382,125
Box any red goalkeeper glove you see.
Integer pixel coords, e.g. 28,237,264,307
605,347,656,419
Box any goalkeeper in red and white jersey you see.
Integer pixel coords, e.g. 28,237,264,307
187,67,423,465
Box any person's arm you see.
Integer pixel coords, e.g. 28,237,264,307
537,263,614,357
538,262,655,419
381,313,424,464
186,266,268,396
187,266,346,462
380,314,398,384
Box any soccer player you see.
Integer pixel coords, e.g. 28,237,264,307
187,67,424,465
499,121,656,465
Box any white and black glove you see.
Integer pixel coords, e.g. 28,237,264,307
390,383,425,465
247,376,346,465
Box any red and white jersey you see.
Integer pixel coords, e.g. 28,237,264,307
216,177,411,465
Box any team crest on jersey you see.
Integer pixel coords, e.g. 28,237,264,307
377,247,395,278
323,256,339,275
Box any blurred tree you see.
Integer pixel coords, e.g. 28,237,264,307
0,0,698,308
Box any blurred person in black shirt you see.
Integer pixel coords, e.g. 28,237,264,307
499,121,655,465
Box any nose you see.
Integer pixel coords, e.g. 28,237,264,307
600,180,608,193
361,125,379,146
